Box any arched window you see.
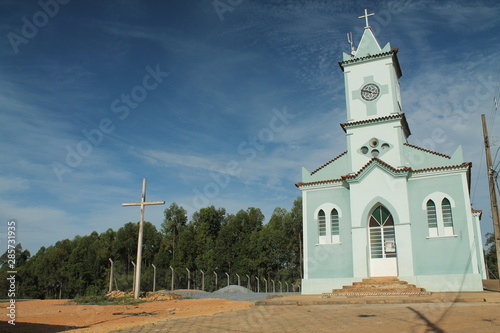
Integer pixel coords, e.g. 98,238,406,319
442,198,454,236
318,210,326,243
426,200,438,237
331,209,340,243
369,205,394,227
316,205,342,244
423,194,457,238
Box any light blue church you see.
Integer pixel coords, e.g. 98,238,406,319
296,12,486,293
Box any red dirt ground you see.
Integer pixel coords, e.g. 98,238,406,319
0,297,253,332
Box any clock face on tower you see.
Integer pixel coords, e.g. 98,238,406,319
360,83,380,101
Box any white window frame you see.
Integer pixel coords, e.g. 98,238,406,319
318,210,327,244
422,192,456,238
331,209,340,243
314,203,342,244
426,200,438,237
441,198,455,236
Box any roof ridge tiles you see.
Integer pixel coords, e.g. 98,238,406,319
295,178,343,187
342,157,410,179
339,48,399,66
412,162,471,173
340,113,404,130
403,142,451,159
310,151,348,175
297,161,471,188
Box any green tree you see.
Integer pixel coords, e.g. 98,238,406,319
114,222,139,276
287,197,303,280
189,206,226,289
1,197,305,298
162,203,188,264
485,232,498,279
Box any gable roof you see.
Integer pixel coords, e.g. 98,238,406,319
403,143,451,159
311,151,348,175
341,157,410,181
402,142,465,170
296,158,471,188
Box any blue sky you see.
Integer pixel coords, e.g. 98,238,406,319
0,0,499,254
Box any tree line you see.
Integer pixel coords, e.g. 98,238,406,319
0,198,303,299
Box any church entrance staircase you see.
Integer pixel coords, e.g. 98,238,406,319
322,277,431,298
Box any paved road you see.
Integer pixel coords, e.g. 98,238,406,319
110,302,500,332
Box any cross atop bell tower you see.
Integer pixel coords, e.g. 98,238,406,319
358,8,375,29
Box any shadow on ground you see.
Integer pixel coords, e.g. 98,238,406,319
0,321,81,333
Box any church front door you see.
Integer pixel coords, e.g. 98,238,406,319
368,206,398,276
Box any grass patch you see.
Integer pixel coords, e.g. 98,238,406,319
70,294,145,306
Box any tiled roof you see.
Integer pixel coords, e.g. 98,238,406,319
296,159,471,188
403,143,451,159
342,157,410,180
338,48,399,69
295,178,343,188
340,113,410,134
471,209,482,219
412,162,471,174
310,151,348,175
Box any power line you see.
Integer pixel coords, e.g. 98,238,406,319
494,170,500,195
493,146,500,172
473,71,500,205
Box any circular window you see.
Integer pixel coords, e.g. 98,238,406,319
371,149,379,157
360,83,380,101
369,138,379,148
361,146,368,154
381,143,390,150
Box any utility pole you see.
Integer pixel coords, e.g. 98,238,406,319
482,114,500,283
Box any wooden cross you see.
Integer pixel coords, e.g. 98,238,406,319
359,8,375,28
122,178,165,299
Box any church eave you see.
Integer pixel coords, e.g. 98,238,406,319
342,157,411,182
471,209,482,220
340,113,411,136
295,178,344,188
412,162,471,174
339,158,470,184
338,48,401,77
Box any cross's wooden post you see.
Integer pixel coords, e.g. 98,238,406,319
122,178,165,299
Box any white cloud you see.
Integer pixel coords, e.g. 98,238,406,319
0,176,29,192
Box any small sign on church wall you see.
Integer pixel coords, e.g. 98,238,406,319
385,239,396,253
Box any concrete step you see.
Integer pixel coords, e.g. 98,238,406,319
360,277,401,283
323,290,432,297
325,277,429,297
344,284,417,289
333,287,426,293
353,281,409,286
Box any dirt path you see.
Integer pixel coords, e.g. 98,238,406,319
0,298,253,333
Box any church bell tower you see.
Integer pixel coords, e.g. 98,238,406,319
339,9,409,172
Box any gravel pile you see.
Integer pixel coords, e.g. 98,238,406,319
213,285,254,294
165,285,276,301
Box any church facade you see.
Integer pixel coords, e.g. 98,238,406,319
296,17,486,293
